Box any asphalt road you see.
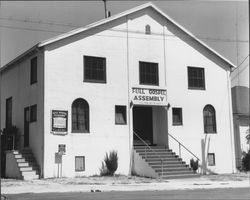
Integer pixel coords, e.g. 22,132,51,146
3,188,250,200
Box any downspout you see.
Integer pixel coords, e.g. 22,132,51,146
126,16,133,175
227,68,236,173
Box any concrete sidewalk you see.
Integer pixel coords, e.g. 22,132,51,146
1,173,250,194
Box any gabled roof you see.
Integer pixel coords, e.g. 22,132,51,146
1,2,236,72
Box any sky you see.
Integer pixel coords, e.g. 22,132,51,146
0,0,248,86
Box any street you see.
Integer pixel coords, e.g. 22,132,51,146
4,188,250,200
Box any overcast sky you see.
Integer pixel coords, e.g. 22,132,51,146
0,1,248,85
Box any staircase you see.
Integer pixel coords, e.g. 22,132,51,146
134,145,199,179
6,149,40,180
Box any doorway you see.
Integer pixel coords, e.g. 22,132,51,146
133,106,153,144
24,107,30,147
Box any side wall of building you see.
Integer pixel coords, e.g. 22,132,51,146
0,51,44,173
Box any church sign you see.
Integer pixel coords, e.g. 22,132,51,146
131,87,167,106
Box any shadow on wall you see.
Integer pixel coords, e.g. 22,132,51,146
200,135,217,175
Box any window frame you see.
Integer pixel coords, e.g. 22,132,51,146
83,55,106,83
139,61,159,86
30,104,37,123
72,98,90,133
75,156,85,172
115,105,127,125
203,105,217,134
187,66,205,90
208,153,215,166
172,107,183,126
30,56,37,85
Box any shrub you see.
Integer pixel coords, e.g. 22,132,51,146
242,150,250,171
190,158,199,173
100,150,118,176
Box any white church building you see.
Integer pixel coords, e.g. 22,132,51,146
0,3,236,180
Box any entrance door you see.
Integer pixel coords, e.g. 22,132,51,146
133,106,153,144
24,107,30,147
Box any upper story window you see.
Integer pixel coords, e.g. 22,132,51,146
187,67,205,90
203,105,217,133
30,57,37,85
139,61,159,86
145,25,151,35
72,98,89,133
84,56,106,83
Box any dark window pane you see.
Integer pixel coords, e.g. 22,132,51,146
139,62,158,85
203,105,216,133
30,105,37,122
188,67,205,89
115,106,127,125
30,57,37,84
75,156,85,171
172,108,183,125
208,153,215,166
84,56,106,83
72,98,89,132
6,97,12,128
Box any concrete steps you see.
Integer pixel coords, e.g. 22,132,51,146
12,149,40,180
134,145,199,179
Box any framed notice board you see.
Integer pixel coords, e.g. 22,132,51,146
51,110,68,135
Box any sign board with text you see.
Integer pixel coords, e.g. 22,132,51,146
51,110,68,135
131,87,167,106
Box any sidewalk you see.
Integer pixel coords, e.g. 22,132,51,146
1,173,250,194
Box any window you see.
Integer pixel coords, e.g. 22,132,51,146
84,56,106,83
208,153,215,166
72,98,89,132
172,108,183,126
203,105,216,133
145,25,151,34
30,104,37,122
187,67,205,89
30,57,37,84
115,106,127,125
139,61,158,85
6,97,12,128
75,156,85,171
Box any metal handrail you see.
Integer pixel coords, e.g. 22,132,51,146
168,133,200,161
133,131,164,177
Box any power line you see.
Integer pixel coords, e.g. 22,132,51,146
231,63,249,81
0,16,248,43
0,25,65,34
1,23,249,44
0,17,80,28
232,54,249,72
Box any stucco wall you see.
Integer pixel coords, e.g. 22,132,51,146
41,7,235,177
0,51,44,173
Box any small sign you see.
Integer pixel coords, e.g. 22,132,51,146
131,87,167,106
52,110,68,135
55,152,62,163
58,144,66,155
